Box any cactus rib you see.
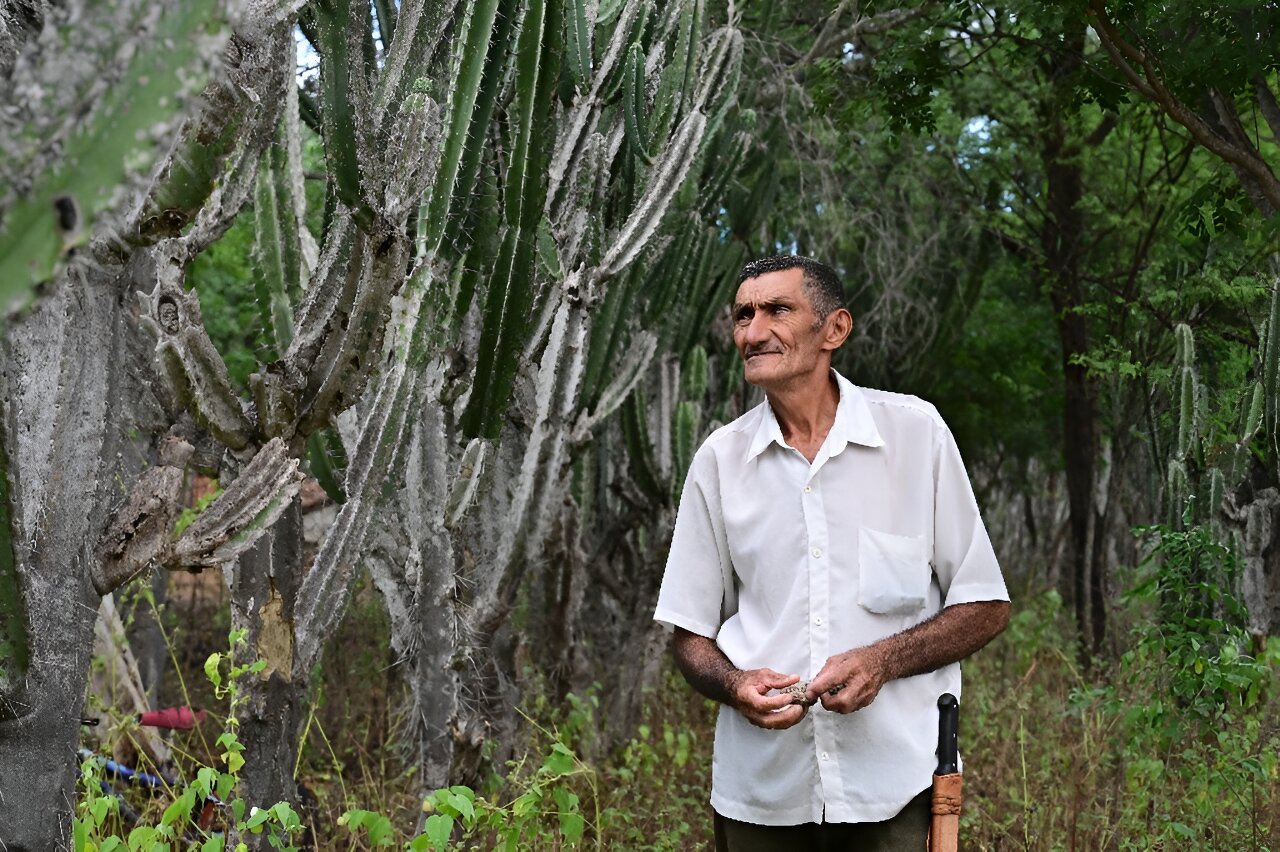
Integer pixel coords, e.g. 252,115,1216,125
599,110,707,278
423,0,505,244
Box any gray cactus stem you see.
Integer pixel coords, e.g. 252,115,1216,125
477,291,590,625
170,438,305,568
0,256,169,847
225,499,309,843
140,264,255,452
397,401,464,792
573,329,658,438
546,0,643,213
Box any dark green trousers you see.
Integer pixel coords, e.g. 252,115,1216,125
713,787,931,851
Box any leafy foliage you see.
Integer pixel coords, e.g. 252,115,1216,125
75,629,303,851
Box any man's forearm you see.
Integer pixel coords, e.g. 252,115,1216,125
872,600,1010,681
671,627,809,729
807,599,1010,711
672,627,741,705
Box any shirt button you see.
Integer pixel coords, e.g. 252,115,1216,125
814,616,823,626
821,752,830,761
804,485,812,493
811,547,822,558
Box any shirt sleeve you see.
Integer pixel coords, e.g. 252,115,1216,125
932,420,1009,607
653,446,738,638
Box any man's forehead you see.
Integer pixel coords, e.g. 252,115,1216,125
734,268,808,306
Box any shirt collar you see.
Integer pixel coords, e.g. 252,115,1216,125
745,370,886,462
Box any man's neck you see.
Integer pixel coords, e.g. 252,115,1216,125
764,369,840,462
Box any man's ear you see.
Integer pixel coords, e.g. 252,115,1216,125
822,308,853,351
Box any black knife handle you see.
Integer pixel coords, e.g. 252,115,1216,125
936,693,959,775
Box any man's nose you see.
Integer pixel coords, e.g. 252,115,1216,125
742,312,771,345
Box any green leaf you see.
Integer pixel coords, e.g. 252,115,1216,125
126,825,158,851
243,806,272,831
560,811,585,844
447,792,475,823
271,801,301,831
543,741,576,775
424,813,454,849
160,789,195,827
367,813,394,846
194,766,218,798
204,652,223,689
217,771,235,802
512,791,540,818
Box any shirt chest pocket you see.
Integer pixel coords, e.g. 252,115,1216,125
857,528,930,615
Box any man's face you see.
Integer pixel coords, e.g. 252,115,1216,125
732,268,833,391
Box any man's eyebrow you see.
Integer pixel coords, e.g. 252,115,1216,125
732,297,793,312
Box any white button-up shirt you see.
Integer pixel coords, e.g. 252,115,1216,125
654,371,1008,825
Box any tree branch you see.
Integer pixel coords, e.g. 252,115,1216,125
1255,75,1280,145
805,4,933,63
1086,1,1280,215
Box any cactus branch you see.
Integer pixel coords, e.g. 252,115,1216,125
598,110,707,278
170,438,304,568
139,261,254,451
0,0,230,303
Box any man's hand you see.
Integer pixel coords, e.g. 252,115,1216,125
672,628,808,730
727,668,809,729
804,601,1011,713
806,647,888,713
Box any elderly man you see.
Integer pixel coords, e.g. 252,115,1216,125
654,255,1010,849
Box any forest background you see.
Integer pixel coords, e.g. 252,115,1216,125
1,0,1279,848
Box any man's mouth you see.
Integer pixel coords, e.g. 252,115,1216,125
745,350,782,361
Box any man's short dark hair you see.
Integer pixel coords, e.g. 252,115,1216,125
737,255,846,321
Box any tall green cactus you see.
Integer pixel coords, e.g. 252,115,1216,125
1165,318,1275,529
461,0,564,440
312,0,375,229
580,265,644,411
565,0,594,93
252,145,302,359
423,0,508,245
1263,279,1280,450
622,389,665,504
1174,322,1199,462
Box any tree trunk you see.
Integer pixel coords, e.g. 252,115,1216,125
1039,21,1107,657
